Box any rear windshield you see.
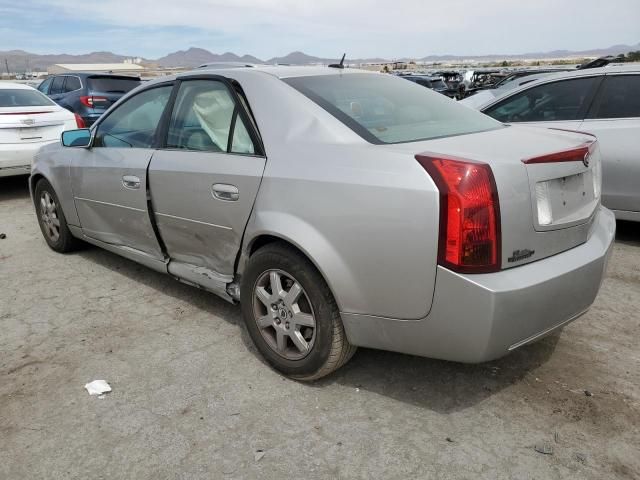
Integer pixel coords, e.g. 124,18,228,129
284,73,501,144
87,76,140,93
0,89,55,107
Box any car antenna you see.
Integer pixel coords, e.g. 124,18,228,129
329,53,346,69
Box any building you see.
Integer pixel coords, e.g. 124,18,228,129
47,63,145,75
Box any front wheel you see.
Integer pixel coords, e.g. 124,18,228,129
241,243,356,380
34,178,82,253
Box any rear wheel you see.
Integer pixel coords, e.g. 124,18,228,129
34,178,82,253
241,243,356,380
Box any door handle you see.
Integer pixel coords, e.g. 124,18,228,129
122,175,141,190
212,183,239,201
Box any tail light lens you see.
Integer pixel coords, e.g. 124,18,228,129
74,113,86,128
79,95,107,107
416,154,501,273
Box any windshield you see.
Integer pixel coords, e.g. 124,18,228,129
87,76,140,93
0,88,55,108
284,73,502,144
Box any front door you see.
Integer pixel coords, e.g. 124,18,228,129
69,84,174,259
148,78,266,276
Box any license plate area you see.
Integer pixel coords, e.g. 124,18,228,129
526,163,598,232
19,127,43,140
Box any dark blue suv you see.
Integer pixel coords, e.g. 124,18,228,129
37,73,141,127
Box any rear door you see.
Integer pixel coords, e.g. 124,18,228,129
69,83,173,258
580,73,640,213
483,76,602,131
148,77,266,276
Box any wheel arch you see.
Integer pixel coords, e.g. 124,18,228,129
238,213,364,316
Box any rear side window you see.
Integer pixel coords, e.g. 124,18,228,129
50,76,65,95
87,76,140,94
95,85,172,149
590,75,640,119
284,73,501,144
484,77,599,123
0,89,55,107
166,79,256,154
64,76,81,92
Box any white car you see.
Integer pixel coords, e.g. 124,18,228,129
0,82,81,177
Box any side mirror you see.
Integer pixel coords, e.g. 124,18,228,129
61,129,92,148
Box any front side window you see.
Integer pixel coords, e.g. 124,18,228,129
38,78,52,94
95,85,172,149
166,79,255,154
590,74,640,119
485,77,599,123
284,73,501,144
0,89,56,107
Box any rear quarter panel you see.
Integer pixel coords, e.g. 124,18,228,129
231,71,440,319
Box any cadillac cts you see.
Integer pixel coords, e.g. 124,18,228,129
31,66,615,380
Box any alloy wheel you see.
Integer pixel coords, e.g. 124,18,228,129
39,191,60,243
252,269,317,360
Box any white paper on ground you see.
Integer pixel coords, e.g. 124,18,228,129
84,380,112,396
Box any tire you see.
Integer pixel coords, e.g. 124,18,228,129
34,178,82,253
241,243,357,381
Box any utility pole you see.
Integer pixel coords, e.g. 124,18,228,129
4,58,10,76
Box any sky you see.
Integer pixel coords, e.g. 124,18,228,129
0,0,639,59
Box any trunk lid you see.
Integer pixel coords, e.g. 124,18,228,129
383,125,601,269
0,107,72,143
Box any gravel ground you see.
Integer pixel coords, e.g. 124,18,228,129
1,174,639,479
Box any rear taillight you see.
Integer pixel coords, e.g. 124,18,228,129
79,95,107,108
74,114,86,128
416,154,501,273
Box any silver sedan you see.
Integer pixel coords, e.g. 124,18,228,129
31,66,615,379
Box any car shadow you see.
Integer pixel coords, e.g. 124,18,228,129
615,220,640,246
0,175,31,201
74,247,261,355
310,334,560,414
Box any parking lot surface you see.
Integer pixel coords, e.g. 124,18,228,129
1,174,639,479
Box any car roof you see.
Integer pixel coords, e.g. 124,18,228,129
48,72,142,79
0,82,36,90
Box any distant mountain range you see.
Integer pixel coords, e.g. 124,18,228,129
2,43,638,72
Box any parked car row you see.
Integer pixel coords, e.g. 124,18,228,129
29,65,615,380
0,73,140,177
0,82,81,177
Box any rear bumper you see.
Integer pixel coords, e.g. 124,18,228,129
611,209,640,223
342,206,616,363
0,140,56,177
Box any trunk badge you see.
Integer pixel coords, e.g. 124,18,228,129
21,118,35,126
508,249,535,263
